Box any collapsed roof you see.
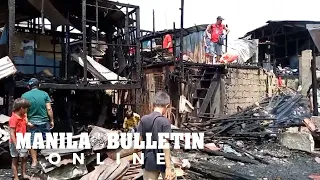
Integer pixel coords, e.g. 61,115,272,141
1,0,136,32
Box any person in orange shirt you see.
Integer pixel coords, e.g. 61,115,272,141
9,98,32,180
163,34,173,53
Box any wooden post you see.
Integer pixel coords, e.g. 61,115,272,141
299,50,312,96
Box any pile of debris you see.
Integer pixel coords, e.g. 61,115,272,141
178,88,320,179
184,88,312,140
34,126,143,180
35,126,190,180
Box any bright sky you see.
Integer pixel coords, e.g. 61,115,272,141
120,0,320,40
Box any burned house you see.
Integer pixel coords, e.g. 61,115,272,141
139,24,275,127
0,0,142,131
243,21,320,81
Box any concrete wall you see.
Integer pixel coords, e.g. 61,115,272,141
224,67,275,114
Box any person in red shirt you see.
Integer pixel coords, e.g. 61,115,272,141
205,16,230,63
163,34,173,53
9,98,32,180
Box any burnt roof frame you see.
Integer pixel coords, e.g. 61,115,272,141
7,0,142,90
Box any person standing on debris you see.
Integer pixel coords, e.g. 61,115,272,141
205,16,230,63
22,78,54,168
137,91,176,180
123,109,140,133
9,98,32,180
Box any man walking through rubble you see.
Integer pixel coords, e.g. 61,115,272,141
137,91,176,180
205,16,230,63
22,78,54,168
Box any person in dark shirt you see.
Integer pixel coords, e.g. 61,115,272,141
137,91,175,180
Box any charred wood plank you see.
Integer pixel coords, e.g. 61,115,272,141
189,161,253,180
224,141,269,164
200,149,260,164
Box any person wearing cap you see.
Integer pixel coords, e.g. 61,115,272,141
205,16,230,63
21,78,54,168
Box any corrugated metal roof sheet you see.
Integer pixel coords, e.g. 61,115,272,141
0,56,17,80
243,20,320,37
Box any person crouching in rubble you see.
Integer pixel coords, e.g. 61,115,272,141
123,109,140,133
22,78,54,168
136,91,176,180
9,98,32,180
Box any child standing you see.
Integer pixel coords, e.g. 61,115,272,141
9,98,31,180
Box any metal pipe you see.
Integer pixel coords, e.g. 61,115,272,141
152,9,155,33
311,52,318,116
125,7,130,46
65,24,70,79
173,22,176,58
95,0,99,43
88,25,92,56
82,0,87,83
225,24,228,53
8,0,15,60
41,0,45,34
179,0,184,59
136,7,141,83
33,18,37,74
52,24,56,76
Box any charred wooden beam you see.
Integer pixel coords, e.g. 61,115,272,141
200,148,260,164
224,141,269,164
82,0,88,83
189,161,253,180
15,81,140,90
199,73,220,115
8,0,15,60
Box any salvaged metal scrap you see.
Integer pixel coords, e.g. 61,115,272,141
39,157,74,173
89,125,118,151
46,163,88,180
